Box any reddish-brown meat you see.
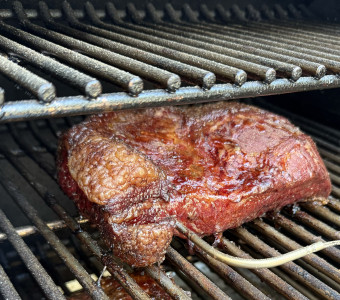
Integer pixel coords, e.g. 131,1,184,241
57,102,331,267
68,272,172,300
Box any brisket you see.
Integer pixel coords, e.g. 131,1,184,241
57,102,331,267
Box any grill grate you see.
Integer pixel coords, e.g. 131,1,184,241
1,2,340,121
0,100,339,300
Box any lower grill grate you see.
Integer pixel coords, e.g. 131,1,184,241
1,2,340,121
0,100,339,300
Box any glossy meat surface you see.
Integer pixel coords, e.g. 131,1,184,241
68,272,172,300
57,102,331,266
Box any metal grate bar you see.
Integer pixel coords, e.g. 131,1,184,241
160,4,338,74
301,203,340,227
61,2,244,86
28,121,58,154
8,124,56,178
166,246,230,300
288,209,340,241
36,9,215,90
0,208,65,300
324,160,340,176
193,245,271,300
1,75,340,123
262,267,318,300
163,2,330,76
319,149,340,165
0,55,55,102
30,2,181,93
133,3,324,79
88,3,278,83
328,197,340,213
0,175,110,300
241,12,340,47
251,219,340,285
205,5,340,63
0,88,3,106
219,238,308,300
231,18,340,52
232,227,340,299
0,219,85,242
272,213,340,264
6,2,143,96
0,34,101,98
144,265,191,300
0,264,21,300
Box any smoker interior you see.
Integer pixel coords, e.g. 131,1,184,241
0,96,340,300
0,1,340,300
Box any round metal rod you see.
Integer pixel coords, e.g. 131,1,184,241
244,18,340,47
0,176,110,300
36,2,181,93
10,1,143,96
219,238,308,300
43,4,216,90
0,33,101,98
162,4,340,74
0,219,89,241
0,55,55,102
104,2,278,83
141,4,323,79
176,221,340,269
328,197,340,213
271,213,340,264
0,209,66,300
166,246,230,300
0,264,21,300
233,227,340,299
145,265,191,300
0,88,4,106
314,136,340,154
301,203,340,227
150,15,336,76
193,246,270,300
252,219,340,284
320,149,340,169
7,124,56,178
106,5,277,83
324,160,340,175
288,209,340,241
1,75,340,123
62,2,246,86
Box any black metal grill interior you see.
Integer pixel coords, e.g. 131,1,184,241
0,1,339,300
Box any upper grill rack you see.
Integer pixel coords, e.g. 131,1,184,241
1,2,340,122
0,100,339,300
